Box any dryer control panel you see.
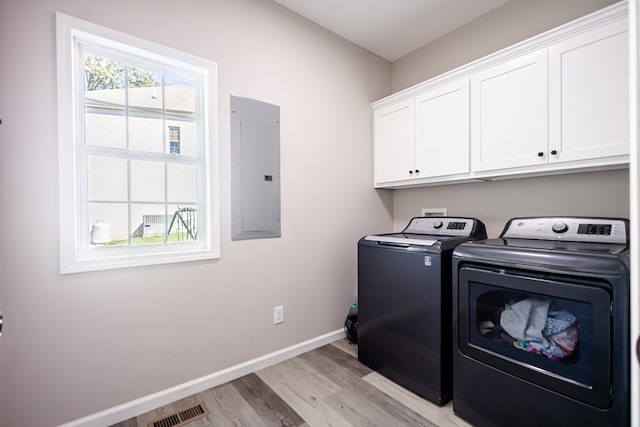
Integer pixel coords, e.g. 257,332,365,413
501,217,628,244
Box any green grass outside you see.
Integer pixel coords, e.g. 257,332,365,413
100,233,194,247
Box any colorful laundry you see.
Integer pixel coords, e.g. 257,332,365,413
496,298,579,360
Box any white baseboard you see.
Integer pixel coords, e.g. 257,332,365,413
59,328,345,427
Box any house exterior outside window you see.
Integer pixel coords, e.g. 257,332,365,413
56,13,220,273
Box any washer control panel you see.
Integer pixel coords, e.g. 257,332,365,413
403,217,480,237
501,217,628,244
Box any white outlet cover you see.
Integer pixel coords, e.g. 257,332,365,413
274,305,284,324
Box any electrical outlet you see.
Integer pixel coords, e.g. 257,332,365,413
422,208,447,217
273,305,284,324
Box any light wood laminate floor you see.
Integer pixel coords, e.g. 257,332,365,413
112,339,471,427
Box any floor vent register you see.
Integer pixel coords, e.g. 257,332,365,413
149,403,209,427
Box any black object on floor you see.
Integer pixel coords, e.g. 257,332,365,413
344,303,358,344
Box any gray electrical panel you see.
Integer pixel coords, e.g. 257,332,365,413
231,95,281,240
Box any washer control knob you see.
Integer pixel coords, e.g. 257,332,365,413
552,222,569,233
433,220,443,229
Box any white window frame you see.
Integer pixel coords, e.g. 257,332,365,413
56,13,220,274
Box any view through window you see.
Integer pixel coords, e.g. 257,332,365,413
84,53,198,247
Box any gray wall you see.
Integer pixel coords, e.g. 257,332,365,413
392,170,629,237
392,0,621,92
389,0,629,237
0,0,392,425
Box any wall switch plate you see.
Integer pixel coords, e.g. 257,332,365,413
273,305,284,324
422,208,447,217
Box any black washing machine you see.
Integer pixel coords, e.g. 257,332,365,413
358,216,487,405
452,217,630,427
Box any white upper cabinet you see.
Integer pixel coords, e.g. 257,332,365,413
373,79,470,186
548,18,629,163
373,98,415,184
371,2,628,188
470,50,549,172
416,80,470,178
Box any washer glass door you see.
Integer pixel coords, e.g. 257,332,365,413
458,266,612,408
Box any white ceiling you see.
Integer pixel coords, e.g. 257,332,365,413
273,0,511,61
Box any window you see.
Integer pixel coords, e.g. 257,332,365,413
56,13,220,273
169,126,181,154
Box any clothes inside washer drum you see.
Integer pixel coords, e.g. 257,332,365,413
500,298,550,343
499,298,579,359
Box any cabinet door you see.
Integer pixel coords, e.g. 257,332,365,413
415,80,469,178
549,18,629,163
373,99,416,184
471,50,548,172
